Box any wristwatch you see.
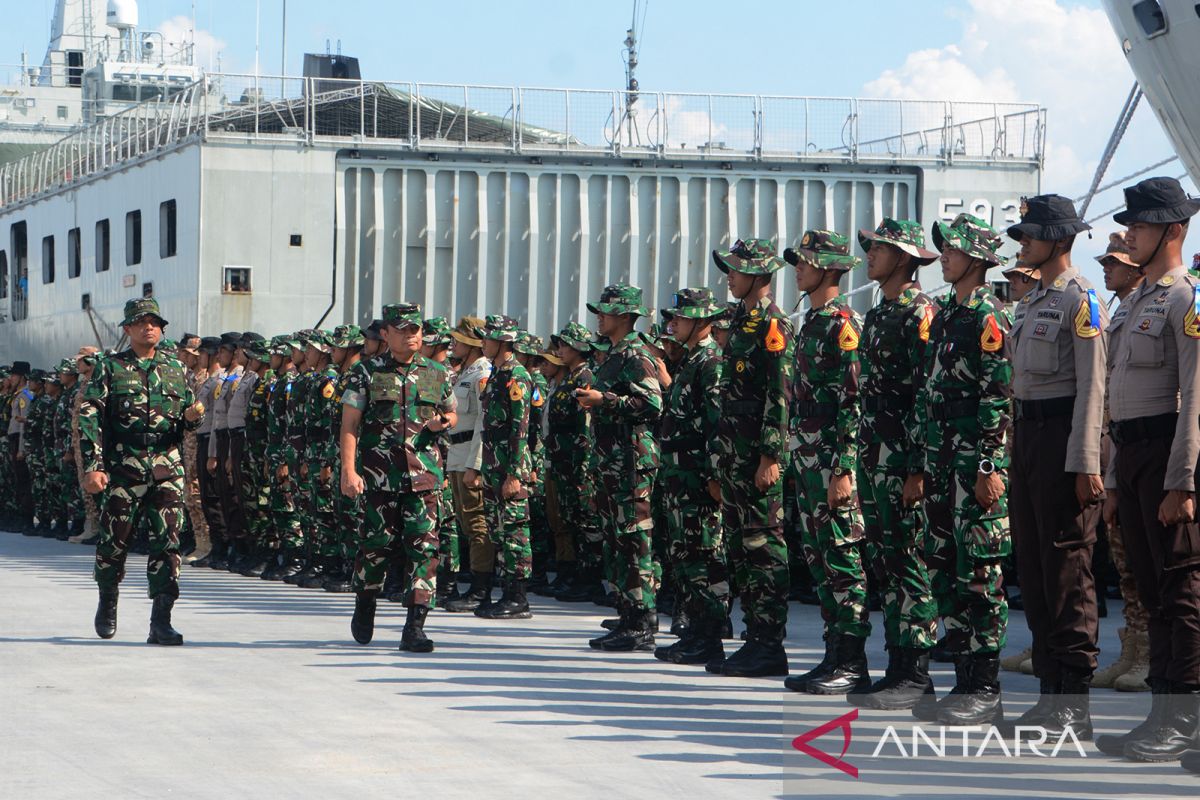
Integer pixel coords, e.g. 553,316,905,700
832,466,851,477
978,458,996,475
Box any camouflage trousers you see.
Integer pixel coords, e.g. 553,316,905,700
269,460,304,552
437,481,460,575
353,489,439,607
94,473,185,599
30,454,54,522
595,467,657,613
858,430,937,650
650,480,668,599
549,463,602,572
924,428,1010,655
241,441,269,545
307,468,339,559
483,483,532,581
661,463,729,627
720,458,790,643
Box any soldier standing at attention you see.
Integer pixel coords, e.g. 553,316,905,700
69,348,103,545
323,325,366,593
910,214,1013,726
1001,195,1105,740
847,219,940,711
80,297,204,645
264,335,305,580
576,285,663,652
515,332,552,593
464,316,536,620
341,303,457,652
779,231,871,696
420,317,462,605
653,288,728,667
193,337,228,568
299,331,341,589
710,239,794,677
1094,178,1200,763
445,317,494,612
236,340,273,577
207,332,245,570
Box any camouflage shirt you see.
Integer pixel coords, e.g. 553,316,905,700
477,354,533,487
660,336,723,481
859,286,935,472
266,366,298,468
791,295,862,471
304,364,341,468
546,362,594,470
245,368,275,444
79,348,200,480
590,330,662,473
341,354,456,494
913,284,1014,472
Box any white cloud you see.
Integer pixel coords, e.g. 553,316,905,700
158,15,225,72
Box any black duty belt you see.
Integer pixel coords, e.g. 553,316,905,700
794,400,837,419
1014,396,1075,422
930,397,981,421
863,395,912,414
661,435,704,454
113,431,182,449
449,431,475,445
725,400,761,416
481,429,508,443
1109,413,1178,446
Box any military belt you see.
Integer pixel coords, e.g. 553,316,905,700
1109,413,1178,446
112,431,182,449
661,435,705,454
724,400,761,416
863,395,912,414
449,431,475,445
481,429,508,444
930,397,980,421
1014,396,1075,422
794,400,838,419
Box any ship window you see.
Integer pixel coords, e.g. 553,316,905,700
290,234,303,247
42,235,55,284
1133,0,1168,37
126,210,141,266
142,282,154,298
96,219,110,272
160,200,177,258
10,222,27,320
0,251,7,302
223,266,252,294
67,51,83,88
68,227,81,278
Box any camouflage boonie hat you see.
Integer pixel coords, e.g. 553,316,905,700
515,331,546,357
587,283,650,317
591,329,611,352
857,218,938,265
305,329,334,354
331,324,365,349
269,335,293,356
712,301,738,331
784,230,861,272
382,302,423,329
56,358,77,374
422,317,453,347
712,238,785,276
931,213,1007,266
122,296,168,327
450,316,485,348
551,321,594,353
477,314,522,343
661,287,723,320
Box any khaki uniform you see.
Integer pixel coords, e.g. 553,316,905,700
447,356,493,573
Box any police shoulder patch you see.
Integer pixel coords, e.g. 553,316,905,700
1074,297,1101,339
1184,305,1200,339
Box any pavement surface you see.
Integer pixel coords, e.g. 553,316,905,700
1,530,1197,799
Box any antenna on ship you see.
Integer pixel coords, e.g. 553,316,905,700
622,0,647,146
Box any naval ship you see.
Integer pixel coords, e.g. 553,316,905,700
0,0,1045,364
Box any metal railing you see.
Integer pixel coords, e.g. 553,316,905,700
0,72,1045,209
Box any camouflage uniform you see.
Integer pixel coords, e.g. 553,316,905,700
516,332,551,579
329,325,367,582
423,317,460,584
302,333,342,572
266,338,304,560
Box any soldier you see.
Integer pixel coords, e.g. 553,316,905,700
341,303,457,652
1094,178,1200,762
710,240,794,677
207,332,246,569
652,288,728,666
712,303,736,351
53,359,83,539
177,337,209,562
777,231,871,695
444,317,494,612
577,284,663,652
999,195,1105,739
192,336,228,568
845,219,940,710
533,344,568,597
463,316,536,619
80,297,204,645
323,324,366,593
223,333,263,571
29,372,60,535
910,214,1013,725
420,317,462,605
68,348,104,545
295,330,341,589
263,334,305,580
515,332,552,591
236,338,274,577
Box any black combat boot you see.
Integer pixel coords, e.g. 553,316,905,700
556,565,599,603
527,556,550,595
94,587,118,639
541,561,575,597
398,605,434,652
1181,748,1200,774
435,568,455,606
223,540,245,573
590,609,628,650
299,556,329,589
322,560,353,593
382,560,406,602
600,609,656,652
785,633,838,693
806,634,871,695
938,653,1003,725
445,572,492,613
239,546,271,578
1039,667,1094,741
476,580,533,620
207,539,229,570
259,552,285,580
930,633,957,663
722,630,788,678
146,595,184,646
351,590,377,644
1124,683,1199,762
190,540,215,568
668,620,725,666
849,646,899,707
996,675,1060,736
859,647,937,713
276,554,304,582
670,606,692,639
54,520,70,541
1096,678,1170,756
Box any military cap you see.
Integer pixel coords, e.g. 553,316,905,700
1006,194,1091,242
363,320,386,341
382,303,422,330
857,218,939,265
931,213,1007,266
1113,176,1200,226
587,283,650,317
199,336,221,354
784,230,862,272
477,314,522,343
661,287,723,321
11,361,31,376
1094,232,1137,267
122,296,168,327
422,316,453,347
450,316,485,347
218,331,244,349
551,321,594,353
331,324,365,349
514,331,546,356
712,238,785,276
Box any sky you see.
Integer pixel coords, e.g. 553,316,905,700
7,0,1198,280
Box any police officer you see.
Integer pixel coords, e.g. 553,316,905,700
1095,177,1200,762
193,336,228,568
1002,195,1105,739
